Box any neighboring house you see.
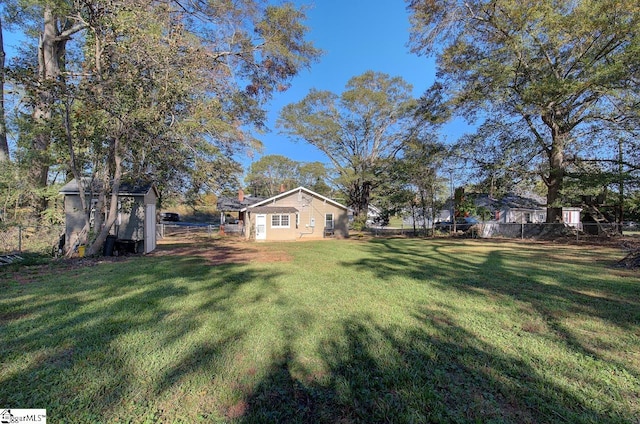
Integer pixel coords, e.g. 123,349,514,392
347,204,382,224
436,193,582,227
216,189,266,235
561,208,583,228
366,205,382,223
476,194,582,227
241,186,349,241
60,178,158,254
475,194,547,224
435,202,455,223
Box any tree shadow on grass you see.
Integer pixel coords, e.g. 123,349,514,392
239,313,630,423
340,238,639,336
0,255,284,422
317,238,640,422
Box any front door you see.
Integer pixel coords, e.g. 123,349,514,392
256,214,267,240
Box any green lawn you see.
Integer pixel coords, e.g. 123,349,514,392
1,238,639,423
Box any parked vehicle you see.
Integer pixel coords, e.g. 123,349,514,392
434,220,453,230
457,217,479,231
160,212,180,222
435,217,479,232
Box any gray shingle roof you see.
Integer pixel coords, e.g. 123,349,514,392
249,206,299,214
59,178,155,196
217,195,265,211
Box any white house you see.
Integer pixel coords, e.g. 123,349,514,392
438,193,582,227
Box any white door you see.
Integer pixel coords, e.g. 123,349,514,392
256,214,267,240
145,204,156,253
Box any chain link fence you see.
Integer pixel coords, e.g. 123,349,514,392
156,223,220,239
0,224,65,255
471,222,632,241
366,222,637,241
3,221,633,255
1,223,221,256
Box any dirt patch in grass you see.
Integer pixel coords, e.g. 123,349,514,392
1,236,292,285
0,256,130,285
151,235,293,265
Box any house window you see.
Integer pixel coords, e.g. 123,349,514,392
524,212,532,223
325,213,334,229
271,214,290,228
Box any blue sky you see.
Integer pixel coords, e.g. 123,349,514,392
251,0,439,166
248,0,473,169
2,1,472,170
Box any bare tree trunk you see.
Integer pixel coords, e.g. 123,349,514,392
410,202,418,236
351,180,372,221
31,6,86,212
617,138,624,234
31,6,63,193
0,16,9,162
86,136,123,256
87,142,122,255
545,131,567,223
62,96,92,257
419,188,428,235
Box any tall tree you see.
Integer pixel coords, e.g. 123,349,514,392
278,71,417,220
246,155,300,196
32,1,86,198
61,0,320,255
455,118,538,198
408,0,640,222
401,136,449,234
0,14,8,162
245,155,331,197
1,0,88,215
7,0,320,225
298,161,332,196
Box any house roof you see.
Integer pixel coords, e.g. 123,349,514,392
250,206,299,214
217,195,266,212
471,193,545,211
241,186,348,212
59,178,157,197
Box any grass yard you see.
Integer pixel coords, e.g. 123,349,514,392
1,237,639,423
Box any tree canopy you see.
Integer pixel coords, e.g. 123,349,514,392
408,0,640,222
245,154,332,197
2,0,320,252
278,71,417,220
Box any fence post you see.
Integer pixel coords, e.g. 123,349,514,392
577,225,579,242
521,223,524,240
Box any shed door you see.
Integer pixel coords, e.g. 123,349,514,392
256,214,267,240
145,204,156,253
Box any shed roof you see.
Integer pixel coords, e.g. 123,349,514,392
59,178,157,197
